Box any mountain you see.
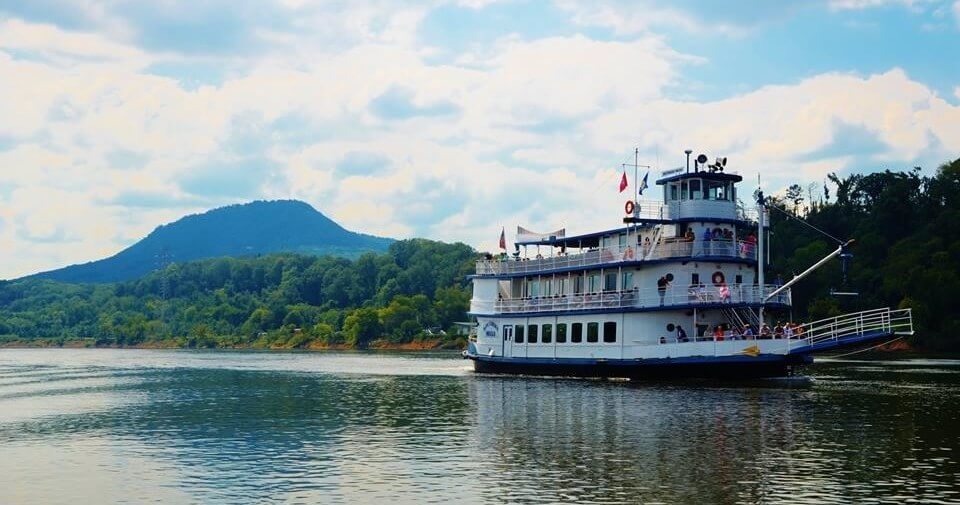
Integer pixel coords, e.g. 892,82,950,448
28,200,394,283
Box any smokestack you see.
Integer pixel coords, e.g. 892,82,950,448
684,149,692,173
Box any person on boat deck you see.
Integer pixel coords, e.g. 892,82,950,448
657,276,669,305
642,236,651,258
784,323,794,339
760,323,771,338
774,322,784,338
744,231,757,258
742,325,755,339
713,324,724,341
701,227,712,256
728,326,741,340
677,325,689,343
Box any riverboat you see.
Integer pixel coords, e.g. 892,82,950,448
463,151,914,378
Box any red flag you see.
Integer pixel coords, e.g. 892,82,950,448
499,227,506,250
618,171,628,193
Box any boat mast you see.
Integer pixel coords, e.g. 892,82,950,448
757,185,765,325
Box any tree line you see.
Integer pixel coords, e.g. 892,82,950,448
0,239,476,349
767,158,960,350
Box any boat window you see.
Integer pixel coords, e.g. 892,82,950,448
572,323,583,343
680,181,688,200
556,323,567,343
670,184,678,201
604,273,617,292
527,324,538,344
542,324,552,344
588,274,601,293
690,179,702,200
587,322,599,343
618,233,627,247
691,273,700,285
735,274,743,284
574,276,584,294
542,279,551,297
602,236,613,248
622,272,634,290
515,325,524,343
560,278,570,295
503,325,512,341
603,322,617,343
528,279,539,298
706,180,727,200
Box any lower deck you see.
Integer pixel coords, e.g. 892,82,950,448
466,307,914,377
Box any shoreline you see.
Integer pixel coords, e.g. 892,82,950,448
0,338,464,352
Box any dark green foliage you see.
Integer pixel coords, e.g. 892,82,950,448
25,200,393,283
0,239,477,349
769,158,960,350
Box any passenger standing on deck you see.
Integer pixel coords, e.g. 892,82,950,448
642,236,651,259
702,227,712,256
657,275,669,305
677,325,688,343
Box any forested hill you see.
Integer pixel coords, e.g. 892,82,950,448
768,158,960,350
0,239,477,349
26,200,393,283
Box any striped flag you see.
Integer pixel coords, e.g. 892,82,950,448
499,227,506,250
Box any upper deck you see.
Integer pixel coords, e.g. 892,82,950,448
477,238,757,276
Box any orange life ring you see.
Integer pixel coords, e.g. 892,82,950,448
623,247,635,260
624,200,635,215
712,271,725,286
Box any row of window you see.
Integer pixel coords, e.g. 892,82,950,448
506,322,617,344
522,271,748,297
524,272,635,297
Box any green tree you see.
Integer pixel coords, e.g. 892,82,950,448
342,307,382,347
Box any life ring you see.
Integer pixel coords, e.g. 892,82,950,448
623,247,635,260
712,271,725,286
624,200,635,215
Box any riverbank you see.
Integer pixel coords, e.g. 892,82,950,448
0,335,465,351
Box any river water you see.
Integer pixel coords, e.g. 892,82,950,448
0,349,957,504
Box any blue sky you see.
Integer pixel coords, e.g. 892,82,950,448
0,0,958,278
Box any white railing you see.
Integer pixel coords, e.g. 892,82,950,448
476,239,758,276
491,284,789,314
788,307,914,351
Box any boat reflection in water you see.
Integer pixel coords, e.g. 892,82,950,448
466,372,958,504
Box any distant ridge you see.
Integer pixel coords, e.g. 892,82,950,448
27,200,394,283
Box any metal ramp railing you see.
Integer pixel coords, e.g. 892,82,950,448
788,307,914,352
721,306,761,332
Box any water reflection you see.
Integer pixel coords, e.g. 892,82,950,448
0,351,956,504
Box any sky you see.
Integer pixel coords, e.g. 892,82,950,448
0,0,959,279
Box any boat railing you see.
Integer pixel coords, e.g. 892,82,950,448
476,239,758,275
788,307,914,351
492,284,789,314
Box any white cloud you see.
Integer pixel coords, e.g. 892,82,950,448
0,2,957,278
828,0,930,10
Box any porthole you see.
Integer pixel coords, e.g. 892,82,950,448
666,323,675,332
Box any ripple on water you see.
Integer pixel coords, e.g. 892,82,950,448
0,350,957,504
